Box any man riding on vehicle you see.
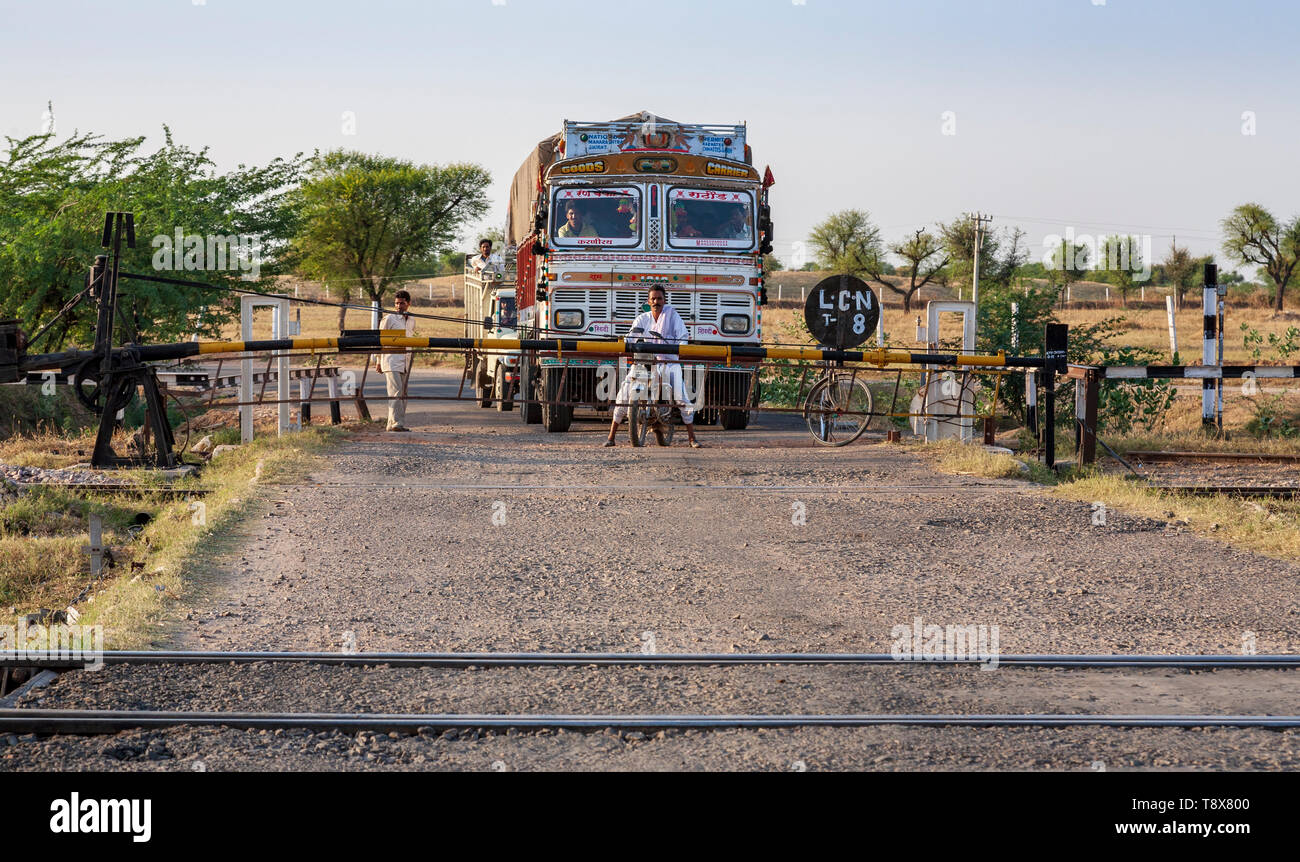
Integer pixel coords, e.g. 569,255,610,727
604,285,703,448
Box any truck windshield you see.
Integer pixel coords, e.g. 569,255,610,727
551,187,641,247
667,188,754,250
498,295,517,328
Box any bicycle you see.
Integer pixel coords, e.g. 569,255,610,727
625,360,677,448
802,360,873,446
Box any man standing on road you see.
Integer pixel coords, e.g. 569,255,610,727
604,285,702,448
373,290,416,432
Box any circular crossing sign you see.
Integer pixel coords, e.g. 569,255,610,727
803,275,880,349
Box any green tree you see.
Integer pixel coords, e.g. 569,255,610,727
807,210,884,277
1221,203,1300,312
1098,235,1145,307
1161,240,1197,308
886,228,949,311
1043,237,1090,303
0,124,302,348
938,217,1027,293
289,150,490,331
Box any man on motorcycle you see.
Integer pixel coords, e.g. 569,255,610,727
603,285,703,448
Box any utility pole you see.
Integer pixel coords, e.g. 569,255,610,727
971,212,993,317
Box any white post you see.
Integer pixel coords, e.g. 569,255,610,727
1011,301,1020,352
778,284,783,302
240,296,254,444
1066,284,1071,303
801,287,805,303
876,311,884,348
1165,295,1178,360
429,282,434,301
1141,285,1145,302
1105,286,1110,302
273,299,290,437
1202,272,1217,427
371,300,380,330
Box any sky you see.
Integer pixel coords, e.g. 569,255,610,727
2,0,1298,272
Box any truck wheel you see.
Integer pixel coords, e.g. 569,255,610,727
519,356,542,424
476,359,492,408
542,367,572,433
721,380,758,430
495,365,513,412
720,408,749,430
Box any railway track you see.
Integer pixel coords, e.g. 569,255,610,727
2,651,1296,735
3,709,1297,734
4,650,1299,669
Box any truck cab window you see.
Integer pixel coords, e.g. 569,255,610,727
551,187,641,247
498,295,518,328
667,188,755,250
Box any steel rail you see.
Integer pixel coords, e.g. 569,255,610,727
3,651,1298,670
286,482,1031,494
1,708,1297,734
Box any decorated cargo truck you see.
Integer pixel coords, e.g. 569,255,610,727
505,111,773,431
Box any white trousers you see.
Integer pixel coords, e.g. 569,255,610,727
385,369,408,428
612,362,695,425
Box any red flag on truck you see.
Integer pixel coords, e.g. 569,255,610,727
762,166,775,188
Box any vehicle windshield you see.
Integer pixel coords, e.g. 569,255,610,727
551,187,641,247
498,295,517,328
667,188,754,249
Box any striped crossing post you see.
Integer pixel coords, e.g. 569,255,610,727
1202,264,1217,428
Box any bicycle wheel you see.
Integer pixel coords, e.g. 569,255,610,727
655,406,676,446
803,373,873,446
628,400,649,447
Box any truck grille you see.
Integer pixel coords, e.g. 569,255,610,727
556,286,751,336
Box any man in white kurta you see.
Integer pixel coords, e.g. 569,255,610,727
372,290,416,431
604,285,702,448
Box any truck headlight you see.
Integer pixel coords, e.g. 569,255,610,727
721,314,750,334
555,310,584,329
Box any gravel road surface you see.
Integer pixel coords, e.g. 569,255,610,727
5,368,1299,771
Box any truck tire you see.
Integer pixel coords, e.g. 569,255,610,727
541,367,572,433
720,408,748,430
721,379,758,430
495,364,513,412
519,355,542,424
476,358,492,408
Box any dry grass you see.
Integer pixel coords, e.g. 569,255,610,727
1054,473,1300,564
916,439,1057,483
1,427,340,648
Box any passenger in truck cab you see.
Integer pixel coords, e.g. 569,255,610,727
720,205,750,239
672,203,702,238
612,199,639,237
557,201,598,238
